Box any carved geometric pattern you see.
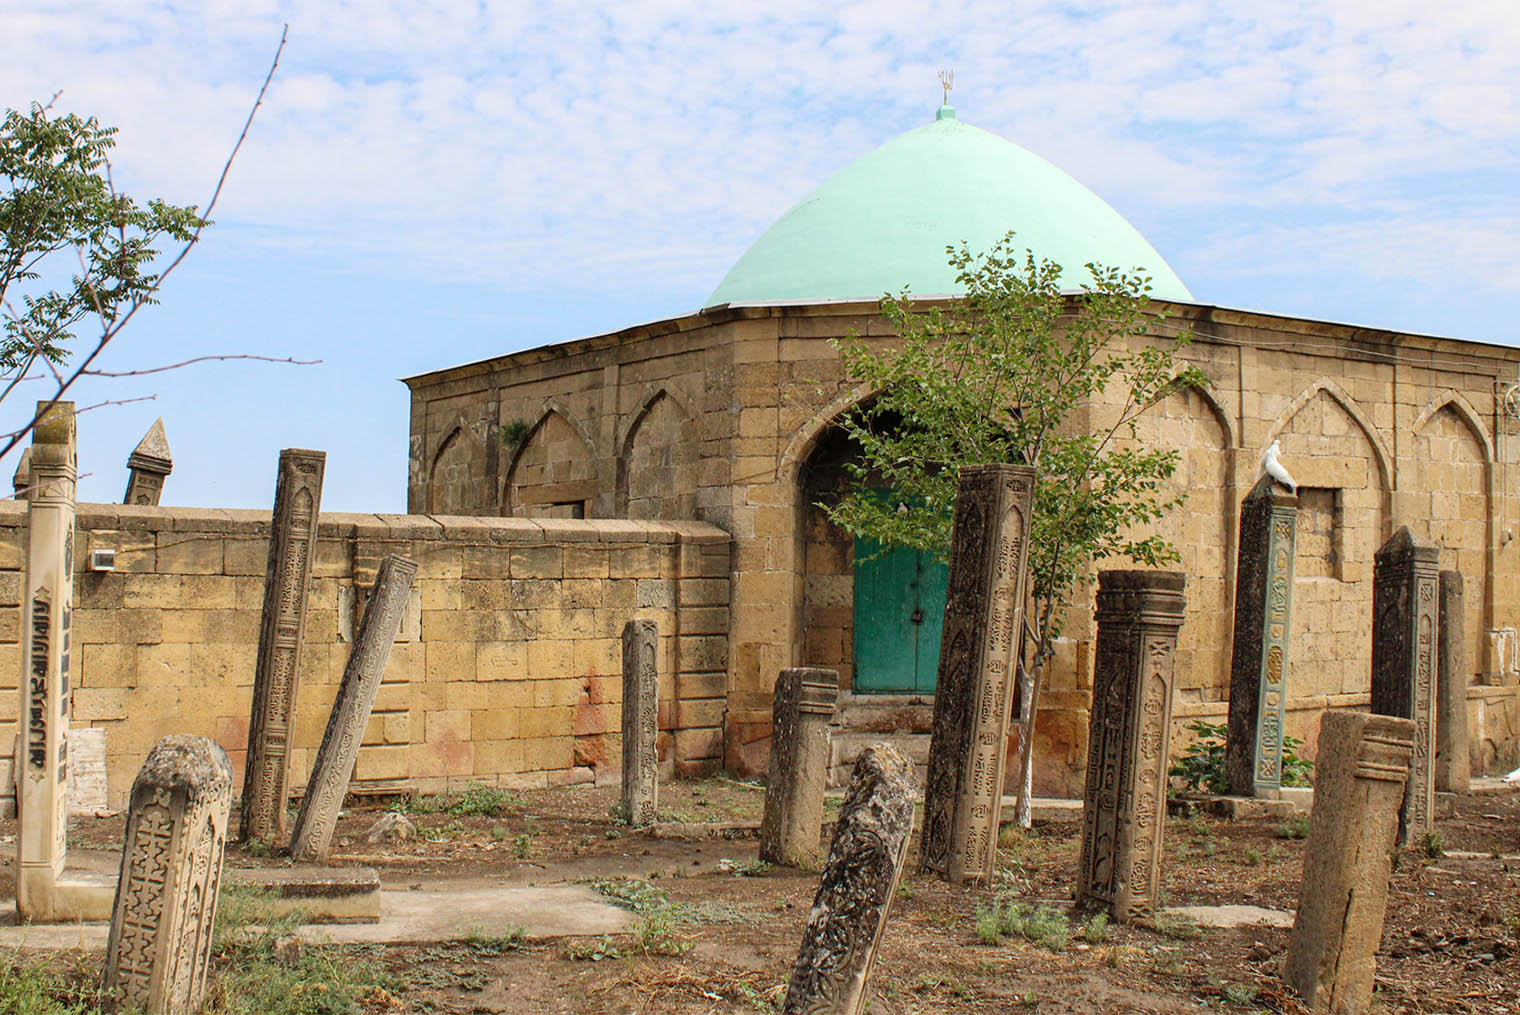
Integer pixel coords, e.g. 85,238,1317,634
621,619,660,827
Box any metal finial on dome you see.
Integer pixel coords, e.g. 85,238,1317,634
936,69,956,120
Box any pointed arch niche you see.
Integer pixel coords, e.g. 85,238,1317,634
616,389,699,519
502,408,598,518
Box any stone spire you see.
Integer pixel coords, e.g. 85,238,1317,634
123,418,172,506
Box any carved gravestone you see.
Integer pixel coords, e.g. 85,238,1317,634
101,735,233,1015
782,743,915,1015
17,401,77,921
123,417,172,506
241,448,326,843
1225,476,1298,796
1283,712,1414,1015
290,555,418,861
920,464,1035,885
1369,527,1438,841
11,446,30,498
760,667,840,867
1435,570,1470,793
621,619,659,826
1077,570,1186,923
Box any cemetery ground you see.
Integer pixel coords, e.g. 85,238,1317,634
3,779,1520,1014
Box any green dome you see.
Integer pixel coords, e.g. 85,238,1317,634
705,107,1191,307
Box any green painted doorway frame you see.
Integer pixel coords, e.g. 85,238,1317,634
851,533,949,694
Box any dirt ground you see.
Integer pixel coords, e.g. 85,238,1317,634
5,778,1520,1014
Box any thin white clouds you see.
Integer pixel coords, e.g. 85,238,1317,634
2,0,1516,310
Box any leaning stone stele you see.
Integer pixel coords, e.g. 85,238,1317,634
620,619,659,826
290,554,418,861
1369,526,1439,841
782,744,915,1015
122,417,172,506
920,463,1035,885
101,735,234,1015
1077,570,1186,923
240,448,326,843
760,667,840,867
1435,570,1470,794
1282,711,1414,1015
16,401,77,921
1224,475,1298,797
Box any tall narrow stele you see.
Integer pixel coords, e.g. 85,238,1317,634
919,464,1035,885
240,449,325,843
16,401,77,919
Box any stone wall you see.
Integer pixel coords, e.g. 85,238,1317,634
0,502,729,811
406,300,1520,795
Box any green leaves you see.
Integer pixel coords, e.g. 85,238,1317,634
1,103,205,371
826,230,1208,651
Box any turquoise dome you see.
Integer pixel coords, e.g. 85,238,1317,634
705,107,1191,307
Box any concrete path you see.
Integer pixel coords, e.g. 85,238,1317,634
0,880,631,951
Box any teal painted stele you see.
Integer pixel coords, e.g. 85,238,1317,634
707,105,1191,308
852,534,947,694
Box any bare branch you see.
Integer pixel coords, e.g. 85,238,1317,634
84,354,321,378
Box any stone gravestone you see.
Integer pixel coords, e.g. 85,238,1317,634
67,726,109,816
1225,475,1298,797
11,446,30,498
760,667,840,867
620,619,659,826
122,417,172,506
290,554,418,861
1282,711,1414,1015
1077,570,1186,923
920,463,1035,885
101,735,233,1015
16,401,77,921
781,744,915,1015
241,448,326,843
1435,570,1470,794
1369,527,1438,842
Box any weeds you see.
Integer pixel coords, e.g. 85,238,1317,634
1080,911,1110,944
976,901,1072,951
566,936,623,962
0,951,98,1014
1418,831,1444,859
1240,846,1262,866
1145,911,1202,940
1274,815,1311,840
512,832,534,859
394,783,522,818
1170,719,1313,795
460,926,528,954
1220,983,1259,1006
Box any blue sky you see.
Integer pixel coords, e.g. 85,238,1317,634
4,1,1517,512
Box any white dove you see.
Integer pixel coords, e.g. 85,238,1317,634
1258,440,1297,493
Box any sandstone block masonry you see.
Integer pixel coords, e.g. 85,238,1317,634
0,503,729,811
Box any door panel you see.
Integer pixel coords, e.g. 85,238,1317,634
914,554,949,693
852,534,949,694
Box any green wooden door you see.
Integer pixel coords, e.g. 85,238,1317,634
852,535,949,693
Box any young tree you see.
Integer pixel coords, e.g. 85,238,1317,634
826,232,1206,822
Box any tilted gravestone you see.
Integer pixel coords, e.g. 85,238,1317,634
781,743,915,1015
920,463,1035,886
291,554,418,861
1077,570,1186,923
760,667,839,867
241,448,325,843
1283,711,1414,1015
1225,475,1298,797
16,401,77,921
1435,570,1470,794
620,619,659,826
122,417,172,506
1369,526,1438,842
101,735,234,1015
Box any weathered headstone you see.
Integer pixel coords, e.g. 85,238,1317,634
781,744,915,1015
620,619,659,826
101,735,233,1015
11,446,30,499
1435,570,1470,793
920,463,1035,885
1283,711,1414,1015
67,726,109,816
16,401,77,921
1077,570,1186,922
122,417,172,506
240,448,325,843
1370,526,1438,841
1225,475,1298,796
760,667,840,867
290,554,418,861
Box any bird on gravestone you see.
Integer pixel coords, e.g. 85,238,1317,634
1258,440,1298,494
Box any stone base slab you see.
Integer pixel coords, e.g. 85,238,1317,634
227,866,382,924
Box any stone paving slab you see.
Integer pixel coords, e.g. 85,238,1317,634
0,882,631,951
1171,904,1294,929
